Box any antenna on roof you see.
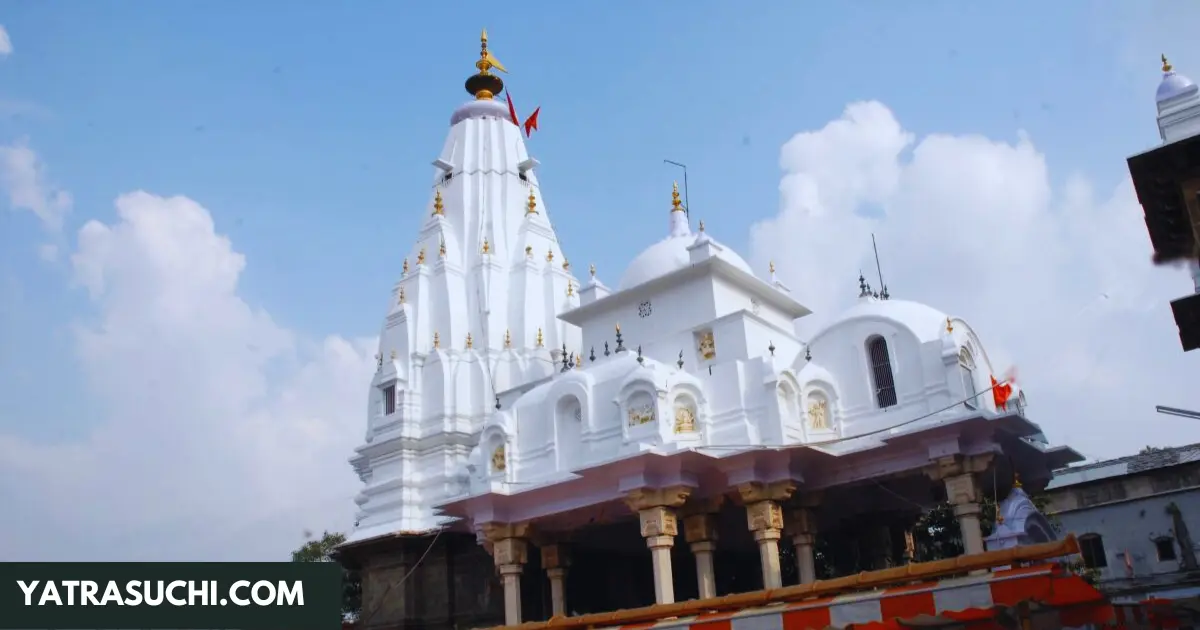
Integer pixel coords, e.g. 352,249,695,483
872,233,889,300
664,159,690,219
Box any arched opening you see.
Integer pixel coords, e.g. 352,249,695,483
959,347,978,409
807,391,831,430
555,395,583,471
866,336,898,408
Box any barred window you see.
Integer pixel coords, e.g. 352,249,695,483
867,336,898,408
383,384,396,415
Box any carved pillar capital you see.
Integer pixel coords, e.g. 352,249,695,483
492,537,528,568
683,513,719,544
745,498,785,534
478,521,532,543
540,543,570,570
625,485,693,511
736,480,797,504
638,506,680,540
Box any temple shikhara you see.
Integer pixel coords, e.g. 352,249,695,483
336,31,1173,630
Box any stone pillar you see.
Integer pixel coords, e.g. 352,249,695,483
540,544,569,618
925,454,993,561
682,497,723,600
786,495,821,585
480,522,530,626
738,481,797,590
626,486,692,605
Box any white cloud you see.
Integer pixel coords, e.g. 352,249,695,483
0,139,71,232
750,101,1200,462
0,25,12,57
0,191,376,561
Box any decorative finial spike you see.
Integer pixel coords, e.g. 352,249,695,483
526,189,538,215
768,341,776,357
536,327,544,347
481,28,488,44
482,237,490,254
439,238,447,258
546,248,554,263
769,261,776,275
562,258,570,271
589,263,596,278
495,394,501,410
566,283,575,297
677,350,684,369
525,245,533,258
590,346,596,362
433,331,440,349
398,287,406,304
636,345,644,364
698,219,705,232
1163,53,1173,73
403,258,409,275
946,317,954,334
805,346,812,362
671,181,683,212
465,332,473,349
604,341,611,356
418,248,427,265
504,328,512,348
432,188,444,215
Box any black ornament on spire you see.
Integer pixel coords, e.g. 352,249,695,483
495,395,501,410
604,341,611,357
615,327,626,353
677,350,684,369
880,285,890,300
560,344,570,372
589,346,596,362
636,345,644,364
858,273,869,297
805,346,812,362
769,341,776,357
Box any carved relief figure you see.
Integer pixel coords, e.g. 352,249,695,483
673,404,696,433
808,397,829,430
627,401,656,426
698,331,716,360
491,443,507,472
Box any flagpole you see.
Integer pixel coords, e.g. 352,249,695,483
663,159,690,218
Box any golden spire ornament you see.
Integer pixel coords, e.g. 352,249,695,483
466,29,507,101
465,332,473,349
525,245,533,258
504,328,512,348
562,258,570,271
546,248,554,263
398,287,406,304
432,188,444,216
1163,53,1173,73
946,317,954,334
671,181,684,212
439,238,447,258
433,331,441,349
482,237,490,254
417,247,426,265
769,261,776,274
566,283,575,297
536,327,544,347
589,263,596,279
526,189,538,215
403,258,410,275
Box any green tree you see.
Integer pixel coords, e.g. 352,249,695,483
291,531,361,619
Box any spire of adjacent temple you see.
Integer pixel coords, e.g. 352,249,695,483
465,29,507,101
1163,53,1174,73
668,181,691,237
671,182,684,213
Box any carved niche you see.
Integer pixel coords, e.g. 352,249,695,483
697,330,717,361
626,391,656,427
673,402,697,434
491,443,507,473
807,394,830,430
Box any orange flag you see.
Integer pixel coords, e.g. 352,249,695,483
523,107,540,138
505,92,520,127
991,374,1014,411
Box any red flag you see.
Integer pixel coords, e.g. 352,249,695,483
505,92,520,127
991,374,1013,411
523,107,540,137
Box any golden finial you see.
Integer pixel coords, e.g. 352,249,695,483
698,219,705,232
562,258,570,271
398,287,406,304
671,181,684,212
946,317,954,333
439,238,447,258
433,331,440,349
432,189,444,215
615,323,621,334
526,189,538,215
566,283,575,297
769,261,776,274
589,263,596,278
417,248,426,265
574,353,582,370
468,29,507,101
465,332,473,349
525,245,533,258
546,248,554,263
1163,53,1173,73
403,258,410,275
536,327,544,347
504,328,512,348
482,237,490,254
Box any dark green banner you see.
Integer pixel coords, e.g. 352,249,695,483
0,562,343,630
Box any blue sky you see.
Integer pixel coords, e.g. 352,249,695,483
1,1,1197,560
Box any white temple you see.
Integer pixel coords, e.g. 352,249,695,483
342,31,1081,628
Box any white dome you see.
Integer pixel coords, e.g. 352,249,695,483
1158,71,1198,103
813,297,950,344
619,232,754,290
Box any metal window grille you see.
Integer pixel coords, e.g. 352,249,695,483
383,385,396,415
867,336,898,408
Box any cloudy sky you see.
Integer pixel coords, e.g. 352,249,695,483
1,1,1199,561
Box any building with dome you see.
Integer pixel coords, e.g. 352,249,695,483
1128,55,1200,352
337,32,1083,630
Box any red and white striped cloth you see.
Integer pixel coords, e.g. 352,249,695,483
604,565,1109,630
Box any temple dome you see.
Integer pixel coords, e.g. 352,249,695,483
812,296,950,344
1157,56,1198,104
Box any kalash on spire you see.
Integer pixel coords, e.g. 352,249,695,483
346,30,580,540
